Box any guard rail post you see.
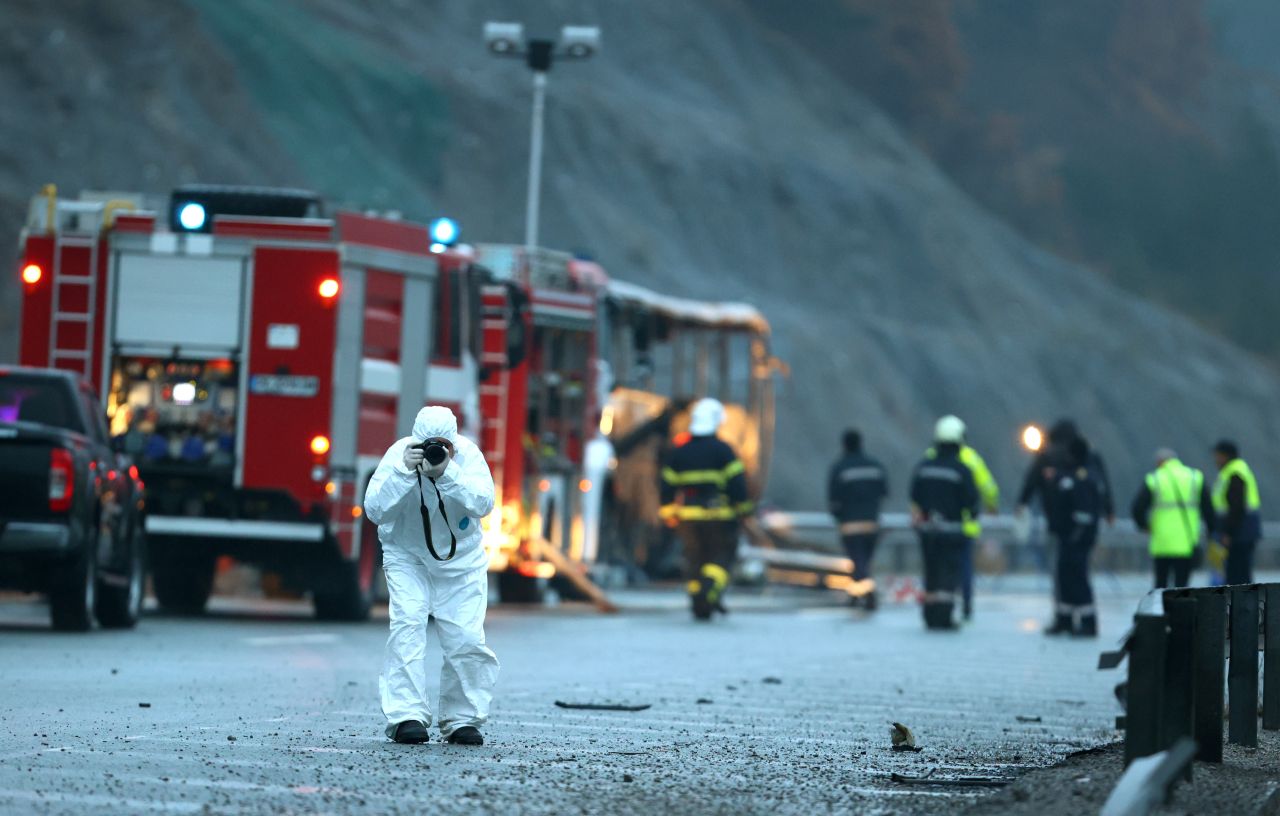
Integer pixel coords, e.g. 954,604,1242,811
1124,612,1168,765
1228,586,1259,747
1191,589,1226,762
1265,585,1280,731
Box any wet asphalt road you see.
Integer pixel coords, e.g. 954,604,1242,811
0,583,1136,815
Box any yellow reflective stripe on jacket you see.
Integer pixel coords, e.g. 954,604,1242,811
1212,459,1261,514
662,459,745,487
667,505,740,521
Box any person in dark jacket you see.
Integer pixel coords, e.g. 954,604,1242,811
1044,439,1104,637
909,431,979,630
1016,419,1114,524
660,398,753,621
1210,440,1262,585
828,429,889,611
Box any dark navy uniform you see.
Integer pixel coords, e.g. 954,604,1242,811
1044,440,1103,636
828,450,888,609
661,434,752,620
909,443,979,630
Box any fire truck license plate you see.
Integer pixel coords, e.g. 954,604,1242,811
248,375,320,397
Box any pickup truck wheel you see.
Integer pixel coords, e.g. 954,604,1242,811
50,543,96,632
151,546,215,616
96,524,146,629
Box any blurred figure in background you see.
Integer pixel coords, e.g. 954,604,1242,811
927,416,998,621
1044,439,1103,637
1131,448,1215,589
661,398,753,621
909,422,979,631
1210,440,1262,585
827,428,888,611
1016,419,1114,525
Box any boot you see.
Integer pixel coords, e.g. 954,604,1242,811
864,591,879,612
1044,613,1072,636
392,720,430,744
1073,614,1098,638
446,726,484,746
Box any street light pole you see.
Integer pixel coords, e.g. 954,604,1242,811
525,71,548,253
484,22,600,257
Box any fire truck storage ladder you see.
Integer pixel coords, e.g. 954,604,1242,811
480,348,509,465
48,232,99,379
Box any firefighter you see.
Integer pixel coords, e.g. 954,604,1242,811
1211,440,1262,585
1044,439,1103,636
661,398,753,620
364,406,499,746
827,429,888,610
927,416,998,621
1131,448,1215,589
909,421,980,630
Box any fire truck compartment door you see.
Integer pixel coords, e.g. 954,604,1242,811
114,254,244,350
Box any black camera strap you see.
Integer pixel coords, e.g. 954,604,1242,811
416,471,457,561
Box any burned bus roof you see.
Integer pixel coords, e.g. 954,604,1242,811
604,280,769,335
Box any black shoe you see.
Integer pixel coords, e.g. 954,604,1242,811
1072,615,1098,638
691,595,713,620
713,597,729,616
1044,614,1072,636
447,726,484,746
864,592,878,612
392,720,430,744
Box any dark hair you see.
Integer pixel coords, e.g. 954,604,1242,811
1214,439,1239,459
843,429,862,453
1048,418,1079,446
1068,438,1089,467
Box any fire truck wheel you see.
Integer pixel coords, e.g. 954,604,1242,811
49,539,97,632
312,560,372,622
95,521,146,629
150,542,215,616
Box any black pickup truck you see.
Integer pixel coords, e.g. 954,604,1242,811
0,367,146,630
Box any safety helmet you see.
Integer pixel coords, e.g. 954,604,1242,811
934,414,966,444
689,398,726,436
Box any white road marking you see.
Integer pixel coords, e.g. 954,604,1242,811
242,633,341,646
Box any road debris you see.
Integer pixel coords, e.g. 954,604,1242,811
1015,715,1042,723
554,701,651,712
138,703,151,708
890,722,922,752
890,770,1011,787
762,677,782,685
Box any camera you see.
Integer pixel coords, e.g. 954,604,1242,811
415,441,450,467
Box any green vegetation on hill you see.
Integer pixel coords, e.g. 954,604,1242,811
189,0,449,217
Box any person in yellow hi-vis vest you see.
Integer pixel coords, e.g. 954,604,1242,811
660,399,753,621
1130,448,1216,589
928,416,998,621
1211,440,1262,585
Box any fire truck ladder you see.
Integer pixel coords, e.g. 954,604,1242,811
48,228,100,380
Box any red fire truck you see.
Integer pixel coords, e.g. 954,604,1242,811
15,185,778,617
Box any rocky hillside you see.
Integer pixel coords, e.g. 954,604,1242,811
3,0,1279,511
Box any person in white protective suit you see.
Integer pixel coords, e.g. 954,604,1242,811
364,406,499,746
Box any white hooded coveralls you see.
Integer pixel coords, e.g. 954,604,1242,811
364,406,499,738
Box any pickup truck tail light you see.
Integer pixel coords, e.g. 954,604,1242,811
49,449,75,512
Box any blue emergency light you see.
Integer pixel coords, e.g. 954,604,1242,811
429,217,459,247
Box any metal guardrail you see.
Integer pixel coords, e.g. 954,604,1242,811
1098,583,1280,767
754,511,1280,577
